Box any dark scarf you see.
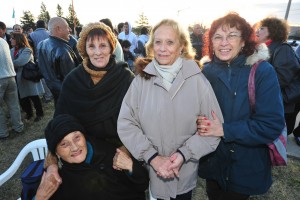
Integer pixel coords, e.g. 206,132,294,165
55,56,134,144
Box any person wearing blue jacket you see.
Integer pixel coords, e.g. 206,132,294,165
197,13,285,200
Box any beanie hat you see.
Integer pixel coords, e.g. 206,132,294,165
45,114,85,154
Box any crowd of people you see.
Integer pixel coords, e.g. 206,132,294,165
0,11,299,200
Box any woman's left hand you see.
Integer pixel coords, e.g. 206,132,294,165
168,152,184,178
197,111,224,137
113,148,133,173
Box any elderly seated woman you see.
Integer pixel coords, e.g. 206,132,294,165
35,114,149,200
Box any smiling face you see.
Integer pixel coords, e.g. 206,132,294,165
56,131,87,164
153,25,183,66
86,35,111,68
212,25,245,63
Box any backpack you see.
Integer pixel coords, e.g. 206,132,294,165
20,160,44,200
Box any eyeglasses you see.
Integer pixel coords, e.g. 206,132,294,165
212,33,241,43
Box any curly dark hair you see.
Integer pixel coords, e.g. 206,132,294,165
258,17,289,42
203,12,257,59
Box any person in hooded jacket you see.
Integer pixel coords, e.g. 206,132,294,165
118,21,137,56
197,12,285,200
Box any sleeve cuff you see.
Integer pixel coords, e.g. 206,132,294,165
177,149,186,162
147,152,158,165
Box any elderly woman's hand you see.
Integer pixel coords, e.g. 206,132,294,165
35,170,61,200
150,155,175,179
168,152,184,178
197,111,224,137
113,148,133,172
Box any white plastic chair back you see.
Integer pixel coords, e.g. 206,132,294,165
0,139,47,186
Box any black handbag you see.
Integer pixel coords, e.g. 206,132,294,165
21,61,42,82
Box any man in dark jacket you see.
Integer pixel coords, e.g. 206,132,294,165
0,21,12,48
37,17,80,105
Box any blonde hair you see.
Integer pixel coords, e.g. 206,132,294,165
77,22,117,59
145,19,195,60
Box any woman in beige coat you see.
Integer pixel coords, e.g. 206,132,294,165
118,19,223,200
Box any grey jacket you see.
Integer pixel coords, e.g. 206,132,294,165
118,59,223,199
10,47,44,98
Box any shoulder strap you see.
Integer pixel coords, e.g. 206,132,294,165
248,60,264,113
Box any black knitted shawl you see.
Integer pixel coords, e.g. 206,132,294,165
54,57,134,145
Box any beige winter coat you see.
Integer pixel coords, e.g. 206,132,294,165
118,59,223,199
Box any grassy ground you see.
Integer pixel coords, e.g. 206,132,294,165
0,100,300,200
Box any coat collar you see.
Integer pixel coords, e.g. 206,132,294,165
200,43,270,67
143,58,201,80
143,58,201,99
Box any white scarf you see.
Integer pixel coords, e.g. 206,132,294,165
154,57,183,91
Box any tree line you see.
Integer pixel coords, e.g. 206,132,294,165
19,2,80,33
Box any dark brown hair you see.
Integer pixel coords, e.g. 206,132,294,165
258,17,289,42
203,12,257,59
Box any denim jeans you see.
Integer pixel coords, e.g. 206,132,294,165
0,77,24,137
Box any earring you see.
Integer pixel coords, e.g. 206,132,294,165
57,155,63,169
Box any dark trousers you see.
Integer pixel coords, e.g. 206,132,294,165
285,103,300,137
157,190,192,200
20,95,43,117
206,180,249,200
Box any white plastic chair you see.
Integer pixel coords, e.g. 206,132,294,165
0,139,48,186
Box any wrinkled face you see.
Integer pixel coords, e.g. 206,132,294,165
255,26,269,43
153,25,183,66
86,36,111,68
56,131,87,164
212,25,245,63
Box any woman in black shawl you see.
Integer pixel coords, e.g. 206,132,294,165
54,22,134,145
44,22,136,190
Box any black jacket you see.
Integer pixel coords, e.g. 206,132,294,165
50,137,149,200
37,36,80,92
268,41,300,113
